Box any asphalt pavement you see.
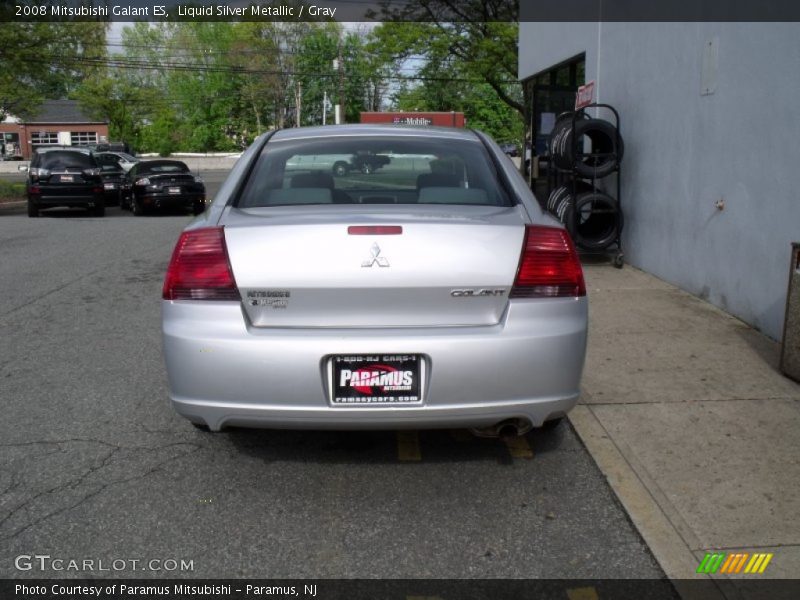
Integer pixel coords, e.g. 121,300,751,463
0,175,666,581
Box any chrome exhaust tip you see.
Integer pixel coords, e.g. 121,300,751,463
469,418,533,439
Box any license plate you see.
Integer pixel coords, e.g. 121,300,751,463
104,183,116,190
60,175,74,182
330,354,423,406
168,186,181,194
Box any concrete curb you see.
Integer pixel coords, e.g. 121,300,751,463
569,405,726,600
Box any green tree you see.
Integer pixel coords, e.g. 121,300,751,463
368,2,525,145
230,22,282,139
167,22,243,151
0,22,107,120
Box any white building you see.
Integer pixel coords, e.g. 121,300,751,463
519,21,800,340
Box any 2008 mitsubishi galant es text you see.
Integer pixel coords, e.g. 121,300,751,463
161,125,588,435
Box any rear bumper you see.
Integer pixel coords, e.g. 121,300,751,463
162,298,588,431
141,192,204,209
30,194,102,208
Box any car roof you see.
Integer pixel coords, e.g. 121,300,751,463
270,124,481,143
34,146,92,154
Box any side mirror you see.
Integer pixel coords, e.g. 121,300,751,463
18,164,29,172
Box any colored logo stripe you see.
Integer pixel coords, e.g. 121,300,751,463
697,553,726,574
745,553,773,574
697,552,773,574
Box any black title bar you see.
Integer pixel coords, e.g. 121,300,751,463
3,0,800,23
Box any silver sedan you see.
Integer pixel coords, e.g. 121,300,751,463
161,125,587,435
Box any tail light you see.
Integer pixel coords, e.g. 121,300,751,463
163,227,239,301
29,185,41,195
511,225,586,298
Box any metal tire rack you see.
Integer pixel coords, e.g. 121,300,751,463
546,103,625,268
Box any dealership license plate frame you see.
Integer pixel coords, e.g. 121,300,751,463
328,354,425,407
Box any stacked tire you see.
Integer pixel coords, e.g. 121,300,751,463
547,111,624,254
549,185,623,251
549,113,624,178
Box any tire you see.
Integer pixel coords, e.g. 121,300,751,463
192,202,204,216
548,113,582,158
554,191,623,251
131,198,144,216
332,162,349,177
27,200,39,218
546,181,592,214
93,203,105,217
360,162,373,175
551,117,624,179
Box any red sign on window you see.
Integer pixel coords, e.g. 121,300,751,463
575,81,596,109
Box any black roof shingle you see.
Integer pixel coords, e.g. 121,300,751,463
25,100,105,124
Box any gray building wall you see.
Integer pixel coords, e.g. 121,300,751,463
520,22,800,340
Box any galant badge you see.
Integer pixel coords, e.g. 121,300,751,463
362,242,390,268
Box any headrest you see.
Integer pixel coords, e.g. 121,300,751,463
291,171,334,189
416,172,462,190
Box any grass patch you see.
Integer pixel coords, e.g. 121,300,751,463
0,179,25,203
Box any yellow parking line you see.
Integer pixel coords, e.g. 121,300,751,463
567,587,599,600
397,431,421,461
503,435,534,459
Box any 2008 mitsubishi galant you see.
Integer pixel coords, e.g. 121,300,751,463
161,125,587,435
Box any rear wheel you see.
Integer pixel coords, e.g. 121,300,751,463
27,200,39,218
131,198,143,216
192,201,205,216
332,162,349,177
360,162,373,175
93,203,105,217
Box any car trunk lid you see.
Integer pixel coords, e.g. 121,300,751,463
221,205,528,328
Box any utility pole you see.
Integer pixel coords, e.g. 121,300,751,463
323,91,328,125
334,33,345,124
295,80,302,127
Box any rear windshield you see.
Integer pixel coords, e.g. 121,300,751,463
138,161,189,174
38,151,96,170
236,136,511,208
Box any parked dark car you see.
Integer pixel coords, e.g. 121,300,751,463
94,152,128,206
22,147,105,217
95,150,139,172
121,160,206,216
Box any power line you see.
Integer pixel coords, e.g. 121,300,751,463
16,51,520,84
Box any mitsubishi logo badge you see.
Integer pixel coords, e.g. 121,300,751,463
362,243,390,267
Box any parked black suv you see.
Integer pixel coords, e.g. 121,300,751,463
24,147,105,217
